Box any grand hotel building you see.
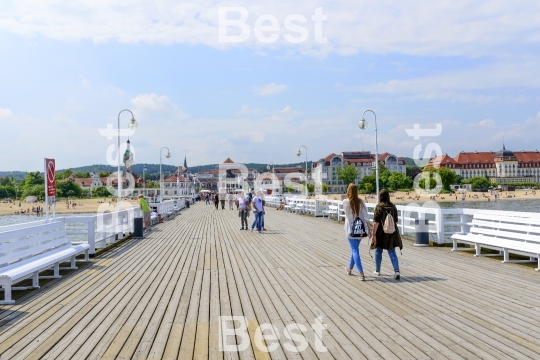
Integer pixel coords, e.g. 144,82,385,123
427,146,540,184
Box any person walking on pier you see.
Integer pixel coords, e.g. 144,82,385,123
219,192,226,210
251,190,264,233
344,184,370,281
238,192,249,230
227,192,234,210
138,195,152,231
213,193,219,209
371,189,403,280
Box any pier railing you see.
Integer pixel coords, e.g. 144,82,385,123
0,200,184,256
265,196,479,244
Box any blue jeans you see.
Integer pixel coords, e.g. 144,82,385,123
348,239,364,273
374,248,400,272
252,211,262,232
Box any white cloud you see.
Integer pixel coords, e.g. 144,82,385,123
479,119,495,127
339,60,540,104
80,75,89,88
3,1,537,57
255,83,288,96
0,107,14,119
231,131,266,143
130,93,188,120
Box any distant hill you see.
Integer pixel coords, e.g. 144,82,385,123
0,171,27,181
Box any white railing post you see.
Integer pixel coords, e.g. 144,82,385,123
436,209,445,245
88,217,96,255
400,208,405,235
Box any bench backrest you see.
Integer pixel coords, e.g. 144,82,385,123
0,221,70,268
470,211,540,244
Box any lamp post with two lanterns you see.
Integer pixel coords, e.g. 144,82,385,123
117,109,138,210
296,146,308,198
160,147,171,203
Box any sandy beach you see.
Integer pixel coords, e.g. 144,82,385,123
0,198,140,216
317,189,539,204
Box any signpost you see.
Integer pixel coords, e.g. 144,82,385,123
45,158,56,220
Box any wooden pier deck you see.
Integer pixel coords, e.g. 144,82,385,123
1,202,540,359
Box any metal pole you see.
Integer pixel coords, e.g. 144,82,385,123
160,147,170,203
143,168,146,197
117,109,135,211
44,158,49,222
298,145,308,198
362,110,379,196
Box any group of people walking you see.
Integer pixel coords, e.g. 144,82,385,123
344,184,402,281
237,190,266,233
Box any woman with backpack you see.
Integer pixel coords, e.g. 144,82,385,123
371,189,403,280
344,184,370,281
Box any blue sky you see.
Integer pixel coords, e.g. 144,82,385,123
1,1,540,171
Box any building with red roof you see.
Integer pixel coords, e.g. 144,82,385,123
426,145,540,184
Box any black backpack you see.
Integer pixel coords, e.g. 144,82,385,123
349,215,367,238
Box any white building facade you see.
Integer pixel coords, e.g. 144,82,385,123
312,151,406,194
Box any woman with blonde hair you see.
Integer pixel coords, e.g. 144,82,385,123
343,183,371,281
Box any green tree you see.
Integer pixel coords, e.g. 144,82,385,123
463,176,492,190
0,185,16,198
387,172,413,191
92,186,111,197
74,171,91,178
302,183,315,193
146,181,160,189
21,184,45,199
437,167,457,191
418,177,437,190
0,176,15,186
360,175,376,193
99,171,112,177
57,180,82,198
336,164,359,185
363,183,374,194
321,184,329,193
56,169,73,180
406,165,422,180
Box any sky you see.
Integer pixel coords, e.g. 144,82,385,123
1,1,540,171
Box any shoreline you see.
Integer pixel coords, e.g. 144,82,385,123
316,189,539,205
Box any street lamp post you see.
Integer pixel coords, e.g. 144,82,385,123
143,166,147,197
117,109,138,210
296,146,308,198
160,147,171,203
359,110,379,196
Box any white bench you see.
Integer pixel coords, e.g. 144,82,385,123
0,221,90,304
451,211,540,271
324,205,339,220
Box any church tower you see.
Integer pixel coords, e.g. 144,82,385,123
123,139,134,176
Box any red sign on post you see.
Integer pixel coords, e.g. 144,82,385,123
45,158,56,197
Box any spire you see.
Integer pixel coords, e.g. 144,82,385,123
183,155,188,170
503,137,505,150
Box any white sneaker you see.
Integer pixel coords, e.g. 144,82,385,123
373,271,380,276
394,271,401,280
